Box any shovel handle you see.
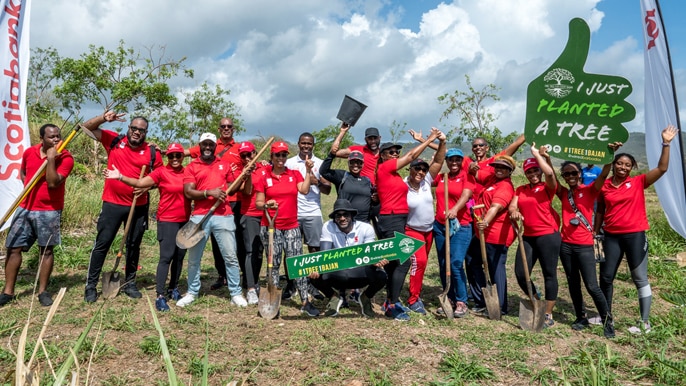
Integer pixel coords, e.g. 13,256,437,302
512,219,537,303
472,205,492,284
111,165,147,271
443,173,451,283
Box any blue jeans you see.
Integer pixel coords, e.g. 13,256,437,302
433,221,472,303
186,215,241,297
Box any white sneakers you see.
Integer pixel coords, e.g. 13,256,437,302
628,321,652,334
231,294,248,307
176,294,196,307
246,289,259,305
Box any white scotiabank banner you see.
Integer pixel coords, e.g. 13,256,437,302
0,0,31,231
641,0,686,239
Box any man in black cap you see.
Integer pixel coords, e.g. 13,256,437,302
308,199,388,317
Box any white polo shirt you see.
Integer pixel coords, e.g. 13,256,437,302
405,173,435,232
320,219,376,248
285,154,323,217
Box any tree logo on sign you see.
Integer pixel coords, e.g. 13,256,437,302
544,68,575,98
399,238,415,254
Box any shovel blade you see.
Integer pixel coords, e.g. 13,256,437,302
438,293,454,320
518,298,546,332
176,222,206,249
101,271,121,299
258,283,282,320
483,284,501,320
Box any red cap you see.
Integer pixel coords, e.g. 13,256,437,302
523,158,540,172
239,141,255,154
271,141,290,154
166,143,184,154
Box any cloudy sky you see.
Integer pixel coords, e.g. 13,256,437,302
30,0,686,145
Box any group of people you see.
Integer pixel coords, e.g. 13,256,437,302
1,110,678,338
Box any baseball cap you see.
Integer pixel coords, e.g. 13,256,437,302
271,141,290,154
410,158,429,168
166,143,184,154
199,133,216,143
523,158,540,172
348,150,364,162
365,127,380,138
238,141,255,154
379,142,402,153
446,148,464,158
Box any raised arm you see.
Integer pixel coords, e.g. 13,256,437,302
593,142,623,191
332,123,352,158
409,129,439,151
531,143,556,192
645,125,678,186
428,131,447,179
396,127,440,170
82,110,126,141
502,133,526,156
105,165,156,188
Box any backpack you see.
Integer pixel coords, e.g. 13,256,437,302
110,133,157,172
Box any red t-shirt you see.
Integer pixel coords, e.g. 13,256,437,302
515,181,560,237
183,158,236,216
233,163,269,217
20,144,74,211
376,158,409,215
253,167,303,230
188,138,241,202
348,145,379,185
100,130,163,206
148,165,191,222
433,171,475,225
557,184,598,245
476,174,515,246
464,150,506,196
599,174,650,233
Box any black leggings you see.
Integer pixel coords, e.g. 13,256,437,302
378,213,409,303
311,266,387,299
156,221,187,296
559,242,609,320
514,232,560,301
600,231,651,322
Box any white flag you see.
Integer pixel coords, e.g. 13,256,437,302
641,0,686,239
0,0,31,231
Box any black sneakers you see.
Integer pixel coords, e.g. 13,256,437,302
38,291,53,307
84,288,98,303
0,293,17,307
122,284,142,299
603,315,615,338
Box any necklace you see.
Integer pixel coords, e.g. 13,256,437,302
408,180,421,191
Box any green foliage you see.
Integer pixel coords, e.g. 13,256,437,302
26,47,62,122
148,82,242,146
647,211,686,257
438,74,519,153
388,120,408,143
311,124,354,159
430,350,497,385
51,40,190,115
558,341,624,385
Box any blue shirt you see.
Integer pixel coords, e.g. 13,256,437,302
581,165,602,185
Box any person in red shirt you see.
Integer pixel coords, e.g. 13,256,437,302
555,150,617,338
509,145,560,327
376,127,442,321
185,117,245,292
333,125,381,185
176,133,248,308
82,111,163,303
433,148,475,318
254,141,318,316
105,143,191,312
1,124,74,307
230,141,266,305
466,154,516,315
596,125,678,334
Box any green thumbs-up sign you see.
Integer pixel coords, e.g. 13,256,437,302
525,18,635,164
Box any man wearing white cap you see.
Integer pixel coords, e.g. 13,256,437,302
176,133,247,307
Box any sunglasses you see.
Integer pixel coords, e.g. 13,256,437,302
334,212,351,218
129,126,147,134
167,153,183,159
385,149,400,155
273,152,289,158
219,124,233,129
562,171,580,177
240,152,253,159
412,166,429,173
472,143,487,148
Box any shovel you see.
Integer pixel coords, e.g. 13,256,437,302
258,207,281,319
437,173,454,319
176,137,275,249
102,165,147,299
472,204,501,320
512,220,546,332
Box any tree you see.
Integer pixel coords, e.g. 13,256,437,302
438,75,518,153
311,124,354,160
51,40,191,115
26,47,62,123
388,120,407,143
